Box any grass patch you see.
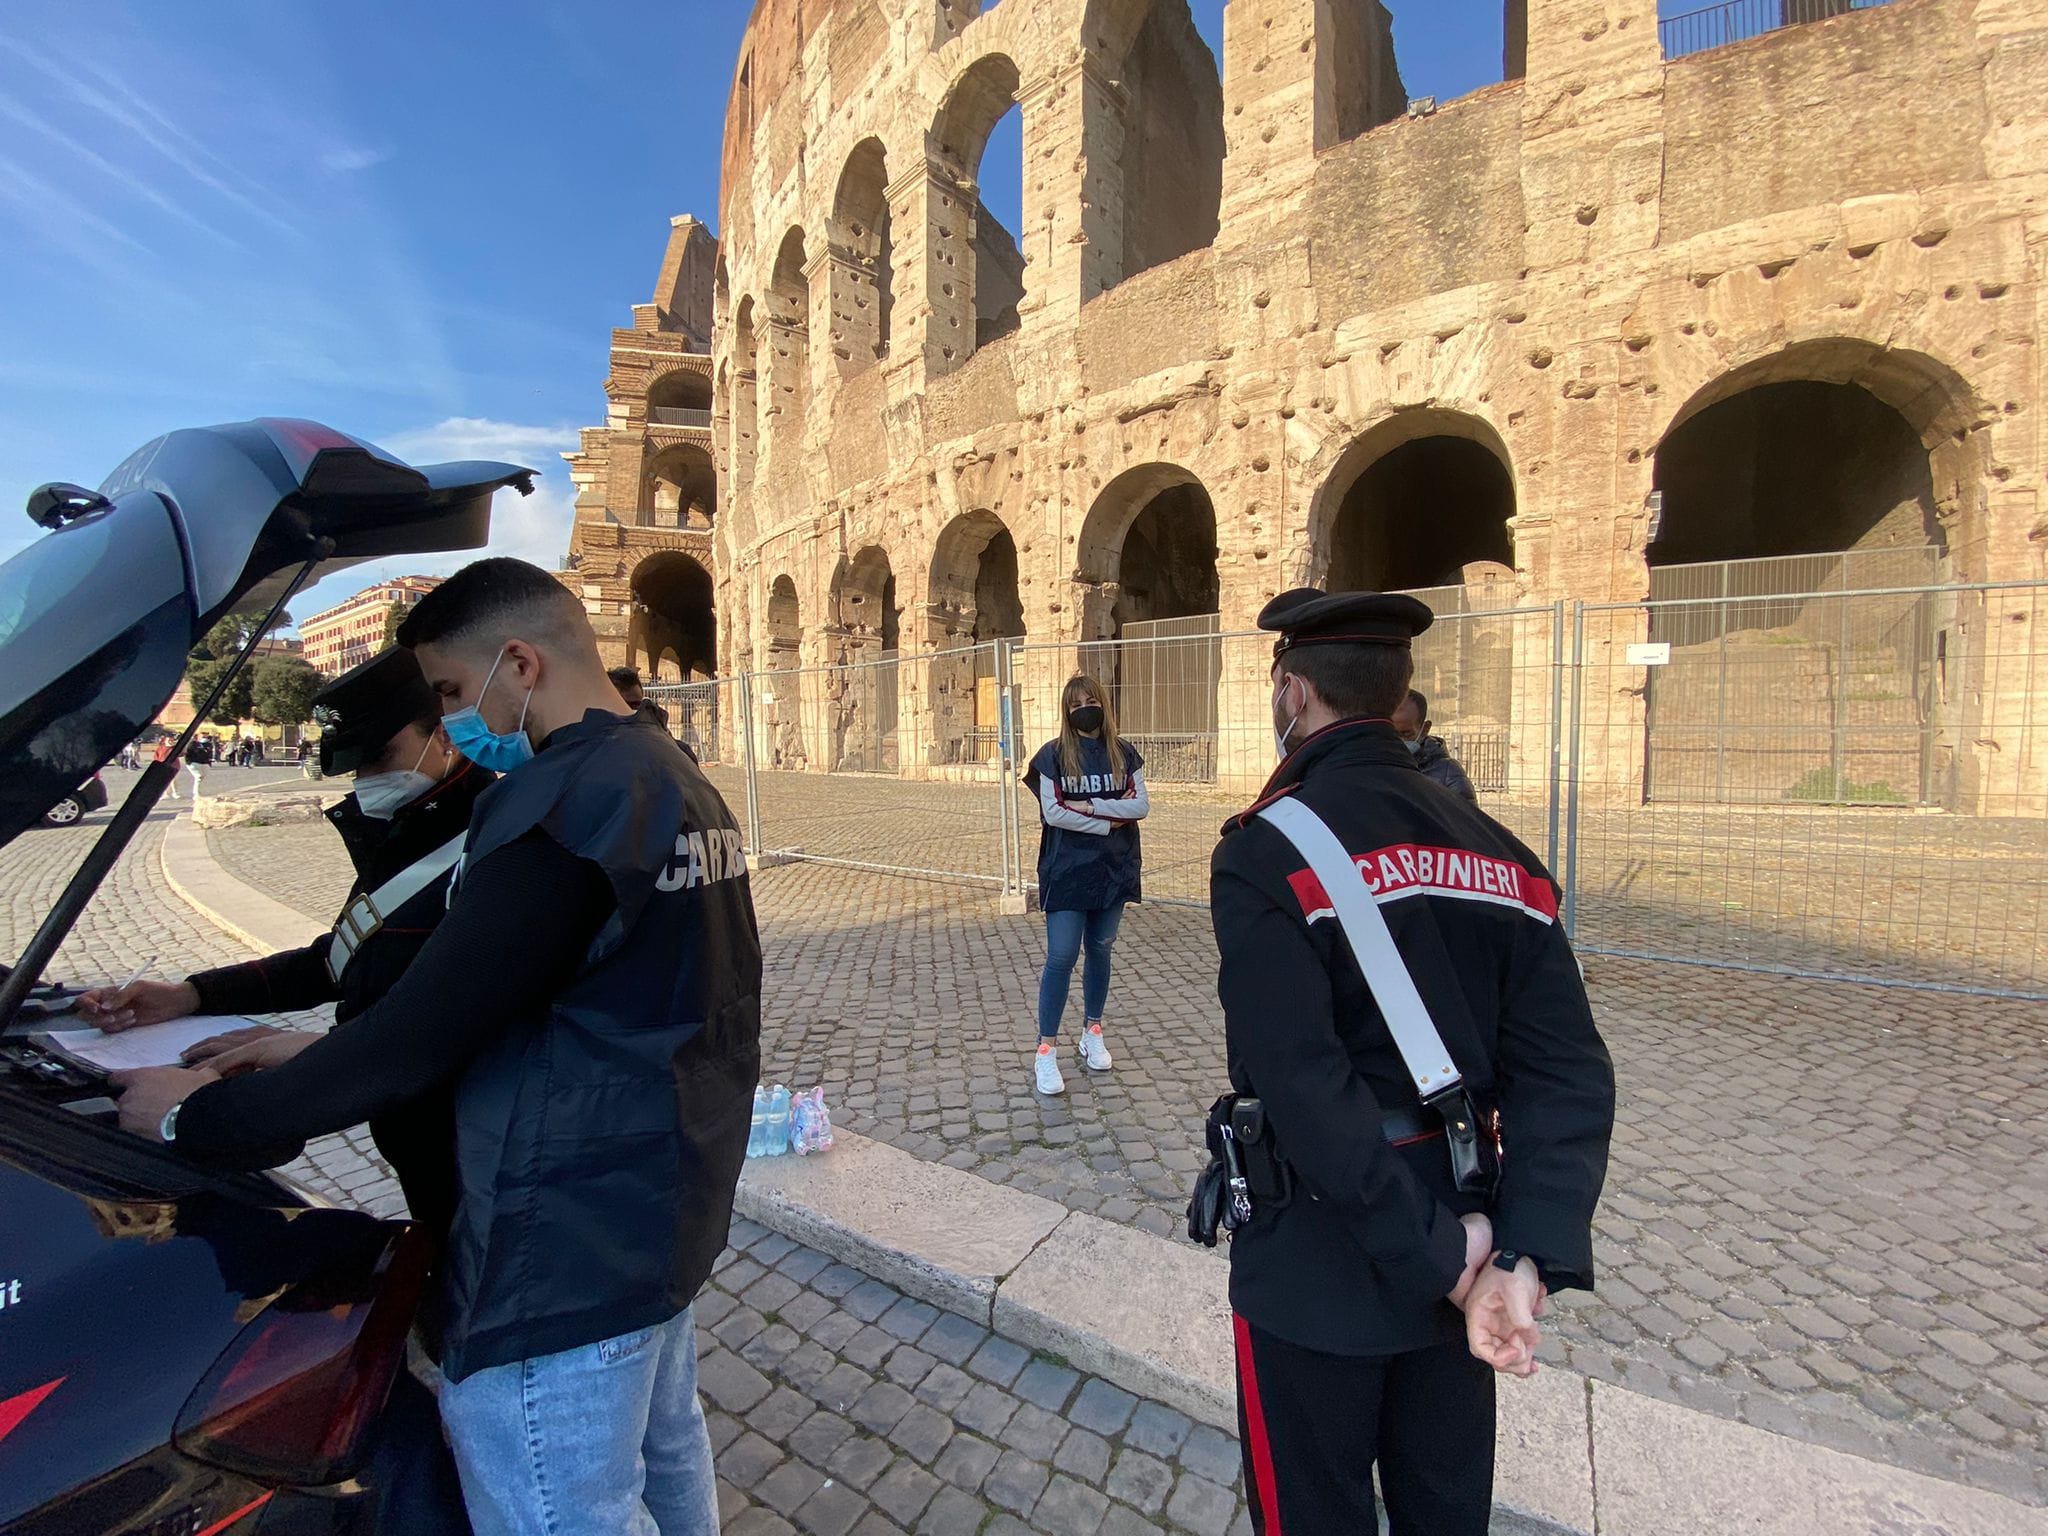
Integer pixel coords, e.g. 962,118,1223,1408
1786,769,1906,805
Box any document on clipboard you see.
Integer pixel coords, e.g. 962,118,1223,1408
38,1017,267,1075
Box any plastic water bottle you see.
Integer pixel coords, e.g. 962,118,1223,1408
765,1084,792,1156
746,1085,769,1158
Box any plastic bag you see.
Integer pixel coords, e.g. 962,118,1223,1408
789,1086,835,1155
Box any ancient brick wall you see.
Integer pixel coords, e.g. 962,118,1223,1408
573,0,2048,804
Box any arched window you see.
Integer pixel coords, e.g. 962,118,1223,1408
1080,0,1223,295
829,138,894,374
765,229,812,436
629,553,717,681
928,54,1025,372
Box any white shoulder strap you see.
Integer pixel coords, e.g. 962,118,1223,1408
1257,795,1462,1102
326,833,467,984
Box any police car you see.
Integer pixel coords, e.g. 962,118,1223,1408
0,421,532,1535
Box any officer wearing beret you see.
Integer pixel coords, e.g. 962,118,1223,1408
81,645,492,1355
1210,589,1615,1534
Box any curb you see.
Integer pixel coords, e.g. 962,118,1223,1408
159,810,327,957
738,1132,2044,1536
157,820,2043,1535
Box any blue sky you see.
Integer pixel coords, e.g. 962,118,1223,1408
0,1,1526,624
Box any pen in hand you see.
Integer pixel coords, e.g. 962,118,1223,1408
112,955,158,997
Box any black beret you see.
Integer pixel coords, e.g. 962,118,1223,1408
1258,588,1435,657
312,646,438,776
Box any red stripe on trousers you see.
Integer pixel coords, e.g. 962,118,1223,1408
1233,1312,1283,1535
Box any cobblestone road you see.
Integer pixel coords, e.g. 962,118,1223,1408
18,771,2046,1507
3,778,1575,1534
710,765,2048,993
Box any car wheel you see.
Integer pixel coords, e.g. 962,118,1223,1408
44,795,86,825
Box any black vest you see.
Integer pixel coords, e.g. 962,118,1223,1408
1025,737,1145,912
439,710,762,1382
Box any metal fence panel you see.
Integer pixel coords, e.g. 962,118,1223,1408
742,643,1011,887
1659,0,1894,61
1567,582,2048,996
1014,605,1566,906
647,575,2044,999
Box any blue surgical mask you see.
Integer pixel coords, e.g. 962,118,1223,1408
441,647,535,773
1404,737,1424,757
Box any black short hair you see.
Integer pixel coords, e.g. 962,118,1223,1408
398,558,592,657
1278,642,1414,720
607,666,643,689
1405,689,1429,720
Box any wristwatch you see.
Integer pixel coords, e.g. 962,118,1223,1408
1493,1248,1535,1275
159,1102,182,1144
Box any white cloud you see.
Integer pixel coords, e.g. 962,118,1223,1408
320,143,390,175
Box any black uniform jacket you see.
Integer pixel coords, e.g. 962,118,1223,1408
436,710,761,1379
1211,717,1614,1358
188,761,492,1251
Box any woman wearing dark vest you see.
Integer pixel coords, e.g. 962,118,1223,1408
1023,674,1149,1095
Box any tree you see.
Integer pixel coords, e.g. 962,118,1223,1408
250,657,323,729
383,601,408,646
183,614,272,726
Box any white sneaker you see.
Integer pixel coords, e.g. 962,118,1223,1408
1077,1024,1113,1072
1034,1043,1066,1095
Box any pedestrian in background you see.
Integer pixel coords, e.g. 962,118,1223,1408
1391,689,1477,803
1022,674,1148,1095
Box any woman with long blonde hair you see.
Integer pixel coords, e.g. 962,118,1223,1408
1020,673,1149,1094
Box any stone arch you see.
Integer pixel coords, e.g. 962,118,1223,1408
1650,338,1986,573
640,441,717,530
829,137,894,373
1075,463,1220,640
647,367,713,417
1079,0,1223,296
925,509,1024,767
927,508,1024,648
1639,340,1989,808
766,228,812,437
926,52,1026,373
1073,464,1222,772
827,545,901,772
732,295,760,485
629,552,716,682
761,572,807,769
1307,411,1518,594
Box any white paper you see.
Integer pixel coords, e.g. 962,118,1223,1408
42,1016,267,1073
1626,642,1673,667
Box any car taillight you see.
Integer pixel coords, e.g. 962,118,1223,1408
256,418,425,499
172,1223,431,1487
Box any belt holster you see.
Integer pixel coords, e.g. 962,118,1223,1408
1429,1087,1503,1200
1187,1095,1294,1247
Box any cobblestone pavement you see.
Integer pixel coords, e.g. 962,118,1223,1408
29,775,2048,1505
709,764,2048,993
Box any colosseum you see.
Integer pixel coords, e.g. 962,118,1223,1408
561,0,2046,815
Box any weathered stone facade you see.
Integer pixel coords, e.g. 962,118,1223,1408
580,0,2048,806
562,216,722,681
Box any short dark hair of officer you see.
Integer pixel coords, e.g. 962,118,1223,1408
397,557,618,741
313,645,450,777
1264,589,1433,723
607,666,646,707
398,558,592,659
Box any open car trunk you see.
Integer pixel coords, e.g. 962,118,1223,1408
0,418,534,1023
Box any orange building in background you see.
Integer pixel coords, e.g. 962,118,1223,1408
297,576,443,679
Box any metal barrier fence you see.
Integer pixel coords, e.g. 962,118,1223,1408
1659,0,1894,61
641,580,2046,999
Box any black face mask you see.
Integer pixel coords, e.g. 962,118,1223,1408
1068,706,1105,735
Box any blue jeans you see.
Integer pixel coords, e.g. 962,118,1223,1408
1038,905,1124,1037
440,1307,717,1536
